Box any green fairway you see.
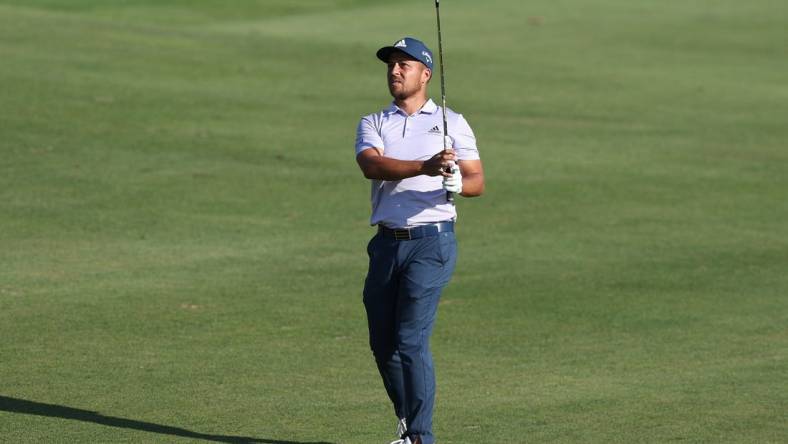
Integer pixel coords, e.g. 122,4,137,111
1,0,786,442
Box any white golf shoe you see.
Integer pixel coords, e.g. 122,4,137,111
395,417,407,438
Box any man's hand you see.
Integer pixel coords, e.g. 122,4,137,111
442,163,462,194
421,147,456,177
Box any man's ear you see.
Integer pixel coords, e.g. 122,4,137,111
423,68,432,84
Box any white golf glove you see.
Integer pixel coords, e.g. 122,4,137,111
442,163,462,194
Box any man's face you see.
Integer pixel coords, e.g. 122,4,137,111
387,51,431,100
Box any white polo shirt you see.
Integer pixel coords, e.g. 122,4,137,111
355,99,480,229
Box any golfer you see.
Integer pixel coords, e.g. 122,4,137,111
355,37,484,444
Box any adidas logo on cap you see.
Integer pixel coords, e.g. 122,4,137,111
394,39,407,48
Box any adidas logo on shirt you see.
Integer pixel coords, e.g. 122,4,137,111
427,125,442,135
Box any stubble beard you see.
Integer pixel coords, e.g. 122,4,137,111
391,90,409,101
389,81,419,101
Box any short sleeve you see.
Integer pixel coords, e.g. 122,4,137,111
451,114,480,161
355,116,384,156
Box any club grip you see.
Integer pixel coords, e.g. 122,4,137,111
445,165,454,202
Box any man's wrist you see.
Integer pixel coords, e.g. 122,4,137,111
416,160,426,176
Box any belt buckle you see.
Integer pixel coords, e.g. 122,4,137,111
394,229,412,241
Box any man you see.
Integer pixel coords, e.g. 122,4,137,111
355,37,484,444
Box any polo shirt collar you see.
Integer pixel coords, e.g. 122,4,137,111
384,99,439,116
421,99,439,114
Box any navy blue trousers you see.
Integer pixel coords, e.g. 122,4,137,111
363,229,457,444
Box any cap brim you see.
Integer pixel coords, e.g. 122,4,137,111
376,47,407,63
376,47,431,70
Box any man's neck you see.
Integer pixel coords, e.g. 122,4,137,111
395,94,429,116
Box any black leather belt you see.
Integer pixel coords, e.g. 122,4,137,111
378,222,454,240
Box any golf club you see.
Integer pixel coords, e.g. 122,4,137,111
435,0,454,202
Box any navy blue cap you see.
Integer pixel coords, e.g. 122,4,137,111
376,37,434,70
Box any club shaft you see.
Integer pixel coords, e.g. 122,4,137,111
435,0,454,202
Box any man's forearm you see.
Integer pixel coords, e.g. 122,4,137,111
360,155,424,181
357,147,455,181
460,172,485,197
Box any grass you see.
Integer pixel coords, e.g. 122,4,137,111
1,0,787,442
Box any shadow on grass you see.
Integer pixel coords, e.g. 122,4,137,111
0,395,335,444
